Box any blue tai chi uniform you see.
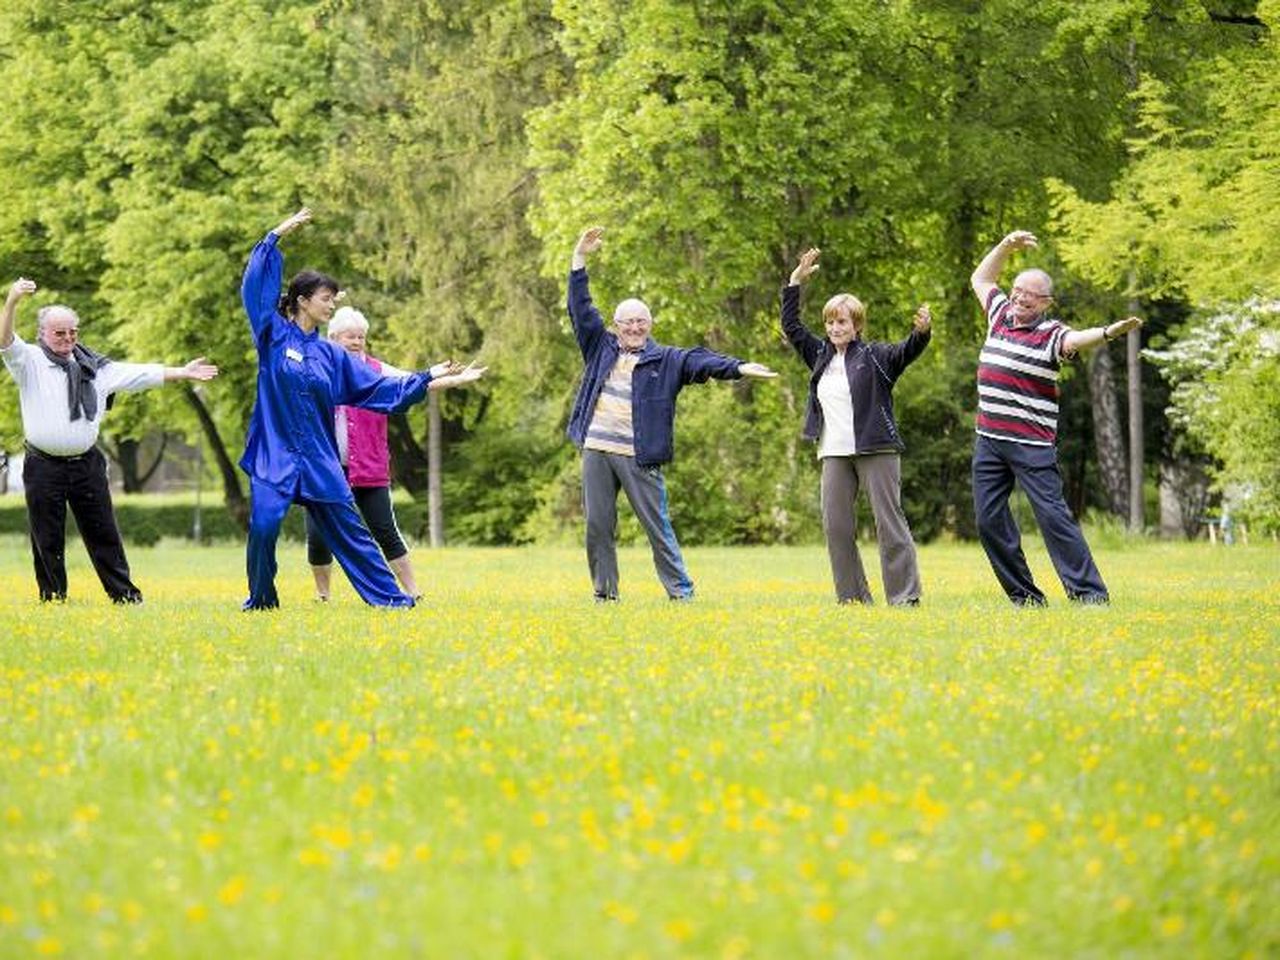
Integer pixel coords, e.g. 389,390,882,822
240,231,432,609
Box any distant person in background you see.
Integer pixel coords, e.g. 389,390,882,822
969,230,1143,605
240,208,484,610
1,276,218,603
782,248,931,606
566,226,778,602
306,304,466,602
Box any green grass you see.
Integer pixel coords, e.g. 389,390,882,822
0,536,1277,958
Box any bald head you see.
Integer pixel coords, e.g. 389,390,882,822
36,305,81,357
612,298,653,352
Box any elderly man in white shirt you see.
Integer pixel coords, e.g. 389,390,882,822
1,277,218,603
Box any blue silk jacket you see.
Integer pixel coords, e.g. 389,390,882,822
239,232,431,502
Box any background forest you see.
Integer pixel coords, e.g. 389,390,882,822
1,0,1277,544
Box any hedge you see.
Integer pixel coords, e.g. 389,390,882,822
0,495,432,547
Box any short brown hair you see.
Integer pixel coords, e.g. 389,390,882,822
822,294,866,334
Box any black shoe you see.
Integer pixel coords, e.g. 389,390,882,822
1011,595,1048,608
594,594,619,603
1069,593,1110,606
112,593,144,605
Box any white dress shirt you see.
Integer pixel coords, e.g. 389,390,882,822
1,333,165,456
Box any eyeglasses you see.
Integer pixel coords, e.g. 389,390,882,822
46,329,79,340
1011,286,1053,302
616,317,650,328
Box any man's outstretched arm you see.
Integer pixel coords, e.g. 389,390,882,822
1061,316,1144,356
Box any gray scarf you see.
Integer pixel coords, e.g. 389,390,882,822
38,341,113,421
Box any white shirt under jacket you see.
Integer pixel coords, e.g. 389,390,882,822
816,356,857,458
1,333,165,456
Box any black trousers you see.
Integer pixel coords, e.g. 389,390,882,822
304,484,408,566
23,445,142,603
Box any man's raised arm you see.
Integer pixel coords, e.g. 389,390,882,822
971,230,1038,304
568,227,607,357
2,278,37,350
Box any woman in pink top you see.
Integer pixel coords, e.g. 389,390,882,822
307,306,465,601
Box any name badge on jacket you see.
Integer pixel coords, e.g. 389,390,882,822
285,348,304,363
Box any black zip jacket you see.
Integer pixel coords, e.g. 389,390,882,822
780,283,930,452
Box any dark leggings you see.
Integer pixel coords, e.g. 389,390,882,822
306,485,408,566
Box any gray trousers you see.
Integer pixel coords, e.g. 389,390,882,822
820,453,922,605
582,449,693,600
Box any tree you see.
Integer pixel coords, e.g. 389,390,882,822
0,0,349,527
325,0,571,543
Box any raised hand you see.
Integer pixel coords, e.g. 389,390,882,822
1001,230,1038,251
6,277,37,305
738,362,778,379
574,227,605,259
913,305,932,333
273,207,313,238
790,248,821,286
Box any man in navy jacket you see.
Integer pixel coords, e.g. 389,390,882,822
566,226,777,602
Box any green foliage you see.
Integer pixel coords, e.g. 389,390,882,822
3,0,1274,543
1146,304,1280,530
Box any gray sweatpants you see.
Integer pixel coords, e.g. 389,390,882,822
820,453,922,605
582,449,694,600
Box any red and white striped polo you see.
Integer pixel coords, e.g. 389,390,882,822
975,289,1072,446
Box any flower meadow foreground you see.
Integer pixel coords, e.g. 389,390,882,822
0,539,1276,958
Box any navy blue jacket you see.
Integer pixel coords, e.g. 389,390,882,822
566,268,744,467
781,284,930,452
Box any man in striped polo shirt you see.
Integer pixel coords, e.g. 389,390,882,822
970,230,1142,605
566,226,778,602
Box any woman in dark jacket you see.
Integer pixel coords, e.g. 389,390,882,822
782,248,931,605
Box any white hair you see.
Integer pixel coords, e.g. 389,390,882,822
328,305,370,339
613,298,653,323
37,305,80,329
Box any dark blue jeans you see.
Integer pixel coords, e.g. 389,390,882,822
972,435,1108,605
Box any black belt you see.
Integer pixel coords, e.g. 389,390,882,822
24,443,93,463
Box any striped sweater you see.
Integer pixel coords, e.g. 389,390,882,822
975,289,1072,446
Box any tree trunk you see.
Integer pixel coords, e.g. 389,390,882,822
184,386,248,530
1126,318,1144,531
427,390,443,547
1088,345,1128,516
113,437,143,492
106,434,170,492
1159,457,1209,539
387,413,429,498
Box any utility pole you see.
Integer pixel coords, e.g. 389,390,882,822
427,391,443,547
1127,285,1144,532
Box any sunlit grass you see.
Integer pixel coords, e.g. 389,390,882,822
0,534,1276,958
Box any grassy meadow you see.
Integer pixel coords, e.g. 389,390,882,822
0,533,1276,958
